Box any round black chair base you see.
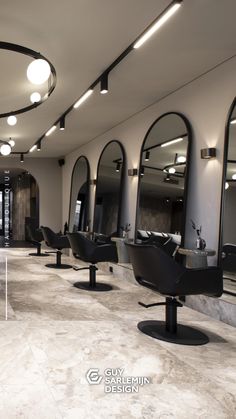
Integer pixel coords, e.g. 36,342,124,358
45,263,72,269
138,320,209,346
74,281,112,292
28,252,49,257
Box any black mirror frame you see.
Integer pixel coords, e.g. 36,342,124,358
135,111,192,246
218,96,236,266
68,155,90,231
93,139,126,236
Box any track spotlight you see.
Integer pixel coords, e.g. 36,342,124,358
116,162,121,172
37,141,41,151
20,153,24,163
140,166,145,176
100,73,108,94
133,1,182,49
144,151,150,161
60,117,65,130
74,89,93,109
46,125,57,136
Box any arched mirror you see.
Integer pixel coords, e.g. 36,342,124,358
220,99,236,297
136,112,191,247
69,156,90,232
93,141,125,237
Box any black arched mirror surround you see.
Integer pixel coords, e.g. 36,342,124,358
68,156,90,233
93,140,125,237
219,97,236,297
136,112,192,247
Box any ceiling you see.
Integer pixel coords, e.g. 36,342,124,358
1,0,236,158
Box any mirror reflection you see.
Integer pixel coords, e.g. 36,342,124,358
94,141,125,238
69,156,90,232
222,105,236,296
137,113,190,248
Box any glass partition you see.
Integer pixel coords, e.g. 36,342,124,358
221,100,236,296
93,141,125,237
69,156,90,232
136,112,191,246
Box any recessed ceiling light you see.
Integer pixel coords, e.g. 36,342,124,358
29,145,37,152
45,125,57,136
74,89,93,109
161,137,183,148
133,1,182,49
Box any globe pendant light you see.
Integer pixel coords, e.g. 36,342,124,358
30,92,41,103
27,59,51,85
7,115,17,126
0,143,11,156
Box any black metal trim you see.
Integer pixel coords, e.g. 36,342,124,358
218,97,236,270
68,156,90,231
93,140,126,236
0,41,56,119
134,111,192,248
23,1,183,155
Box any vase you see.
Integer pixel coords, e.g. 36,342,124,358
196,237,206,250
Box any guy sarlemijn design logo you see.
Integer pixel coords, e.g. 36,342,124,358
86,368,103,385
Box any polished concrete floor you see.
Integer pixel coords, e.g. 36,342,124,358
0,248,235,418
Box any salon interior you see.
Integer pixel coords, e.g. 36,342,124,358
0,1,236,417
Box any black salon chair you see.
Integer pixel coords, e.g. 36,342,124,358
222,243,236,272
26,224,49,257
126,244,223,345
67,232,118,291
144,234,178,257
41,226,72,269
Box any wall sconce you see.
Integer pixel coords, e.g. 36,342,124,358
200,148,216,159
128,168,138,176
90,179,97,185
116,162,121,172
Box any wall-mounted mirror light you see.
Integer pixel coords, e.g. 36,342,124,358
201,148,216,159
93,141,125,238
220,100,236,297
69,156,90,233
136,112,191,248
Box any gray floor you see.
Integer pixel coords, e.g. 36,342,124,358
0,248,235,418
224,271,236,296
